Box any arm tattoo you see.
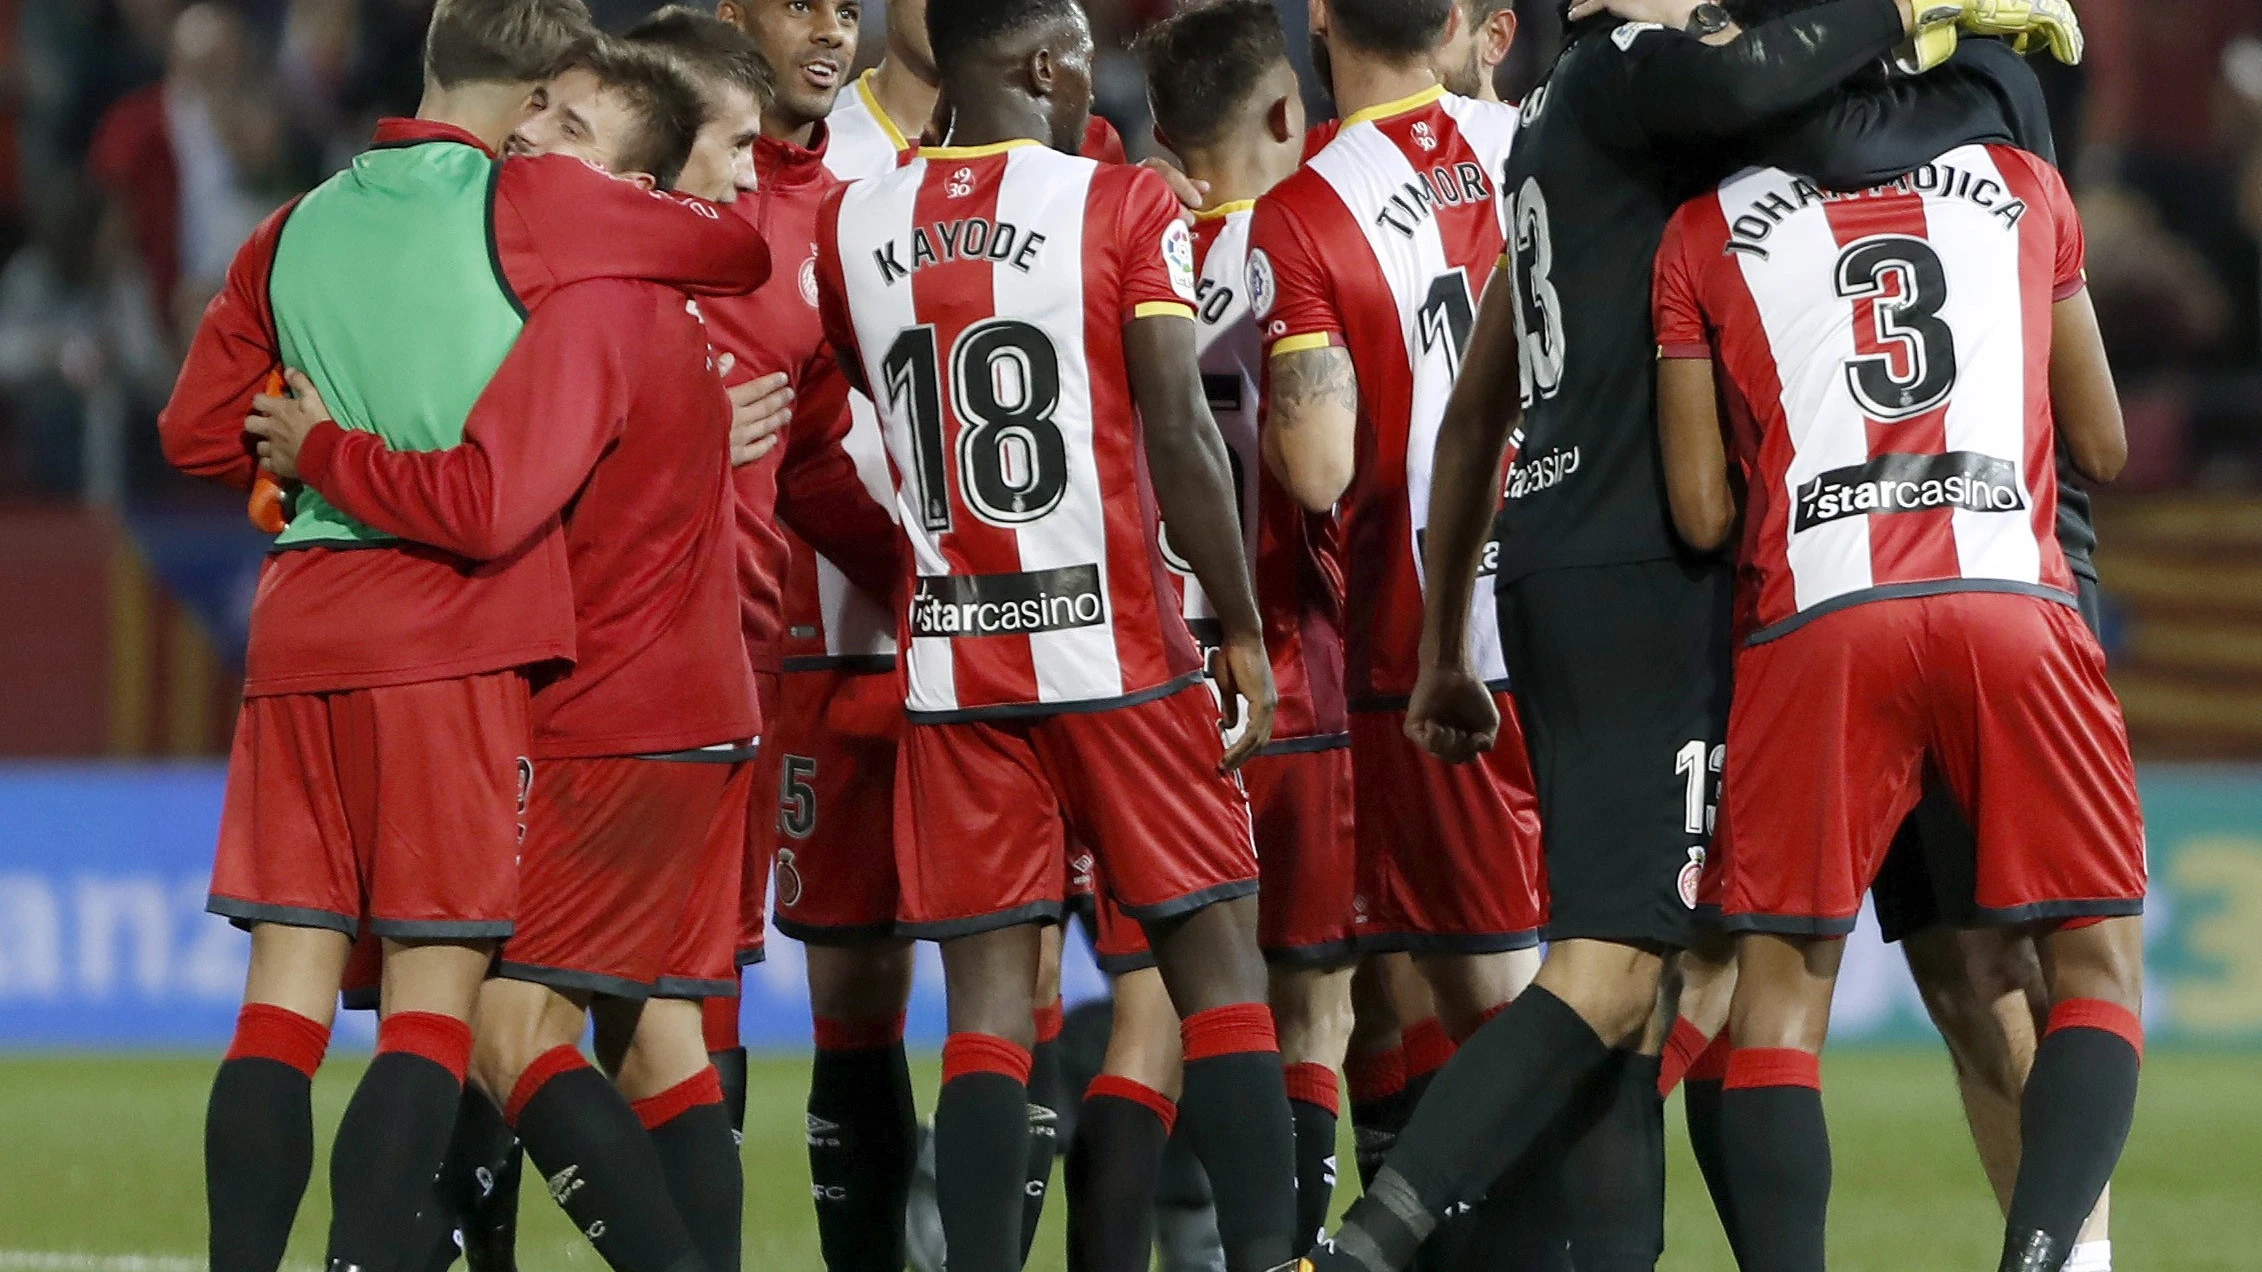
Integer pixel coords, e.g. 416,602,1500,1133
1269,347,1359,429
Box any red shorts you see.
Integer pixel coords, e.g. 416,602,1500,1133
1086,741,1356,970
657,759,753,998
1349,694,1547,953
209,671,529,938
499,756,750,998
1722,592,2146,935
737,671,783,965
895,684,1257,938
764,667,904,944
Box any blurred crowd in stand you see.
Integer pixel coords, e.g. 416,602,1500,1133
2,0,2260,503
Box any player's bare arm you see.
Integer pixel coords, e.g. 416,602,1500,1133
1262,344,1359,513
1126,312,1278,770
1406,269,1518,766
1656,356,1736,551
2050,288,2128,484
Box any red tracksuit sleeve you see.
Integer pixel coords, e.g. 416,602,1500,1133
158,201,295,491
295,278,649,560
814,186,870,398
777,350,905,602
493,155,771,309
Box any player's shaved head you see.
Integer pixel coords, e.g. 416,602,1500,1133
1320,0,1458,60
1137,0,1292,153
926,0,1093,154
424,0,594,90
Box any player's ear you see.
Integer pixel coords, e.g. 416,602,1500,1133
1028,45,1056,101
1438,1,1465,48
1267,95,1293,145
626,171,657,193
1309,0,1330,39
1484,10,1518,66
715,0,745,29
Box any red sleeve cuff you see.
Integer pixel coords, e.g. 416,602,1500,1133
295,419,348,486
1657,341,1712,360
2053,277,2087,303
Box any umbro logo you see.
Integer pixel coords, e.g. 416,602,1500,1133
807,1112,844,1148
546,1165,584,1207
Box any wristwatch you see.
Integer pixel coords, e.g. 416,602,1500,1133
1685,3,1733,36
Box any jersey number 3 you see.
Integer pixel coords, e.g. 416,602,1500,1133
1834,236,1958,422
885,319,1067,532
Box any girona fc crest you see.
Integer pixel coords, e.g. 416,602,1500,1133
798,255,820,308
1411,120,1438,152
1678,845,1706,910
775,848,805,908
946,166,975,198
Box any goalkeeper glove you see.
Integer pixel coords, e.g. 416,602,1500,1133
1911,0,2084,66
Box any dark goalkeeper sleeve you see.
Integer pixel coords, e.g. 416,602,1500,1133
1615,0,1908,141
1755,38,2056,188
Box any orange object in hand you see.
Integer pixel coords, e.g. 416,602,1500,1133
248,371,288,533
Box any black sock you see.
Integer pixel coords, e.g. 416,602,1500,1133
1999,1002,2143,1272
637,1074,740,1272
1718,1049,1829,1272
1315,987,1610,1272
1178,1007,1298,1272
711,1050,748,1139
936,1034,1034,1272
413,1085,522,1272
507,1046,706,1272
1283,1064,1341,1255
208,1030,323,1272
1021,1008,1066,1265
328,1040,470,1269
1441,1163,1571,1272
808,1022,917,1272
1682,1076,1741,1261
1066,1078,1175,1272
1560,1051,1665,1272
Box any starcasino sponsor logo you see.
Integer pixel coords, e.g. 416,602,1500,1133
910,565,1109,638
1504,445,1581,499
1793,451,2026,532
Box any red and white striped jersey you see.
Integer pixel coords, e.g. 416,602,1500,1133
824,71,1128,177
1165,202,1349,744
1654,143,2085,645
816,140,1206,720
1247,86,1514,708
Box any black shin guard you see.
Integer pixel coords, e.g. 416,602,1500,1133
512,1060,707,1272
1065,1083,1174,1272
1998,1013,2141,1272
1682,1077,1741,1261
934,1069,1032,1272
1288,1097,1339,1254
327,1053,466,1271
1561,1052,1665,1272
207,1057,317,1272
648,1102,742,1272
1179,1051,1299,1272
1718,1071,1830,1272
807,1041,917,1272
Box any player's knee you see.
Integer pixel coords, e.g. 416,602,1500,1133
806,940,915,1021
2045,917,2145,1014
1538,940,1667,1045
468,981,583,1106
1269,966,1354,1067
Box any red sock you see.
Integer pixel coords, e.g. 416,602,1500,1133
629,1067,726,1130
1724,1047,1821,1091
1033,999,1065,1045
942,1032,1033,1084
1086,1073,1178,1134
2047,997,2143,1060
1180,1002,1278,1061
1345,1045,1408,1105
376,1011,473,1085
701,996,741,1053
1283,1061,1340,1116
1403,1016,1456,1078
504,1044,590,1127
225,1003,331,1079
1658,1016,1712,1095
814,1012,908,1053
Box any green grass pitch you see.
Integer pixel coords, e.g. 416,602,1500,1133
0,1049,2251,1269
